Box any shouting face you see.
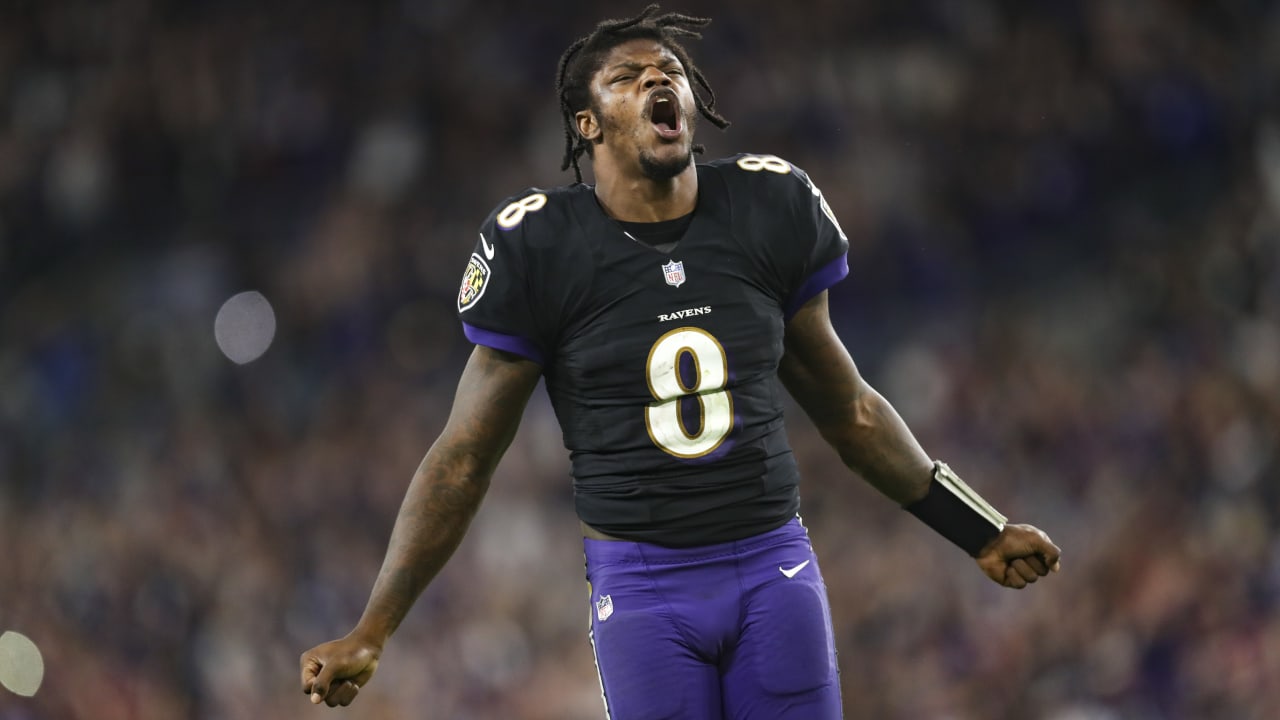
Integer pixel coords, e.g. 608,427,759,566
579,38,698,181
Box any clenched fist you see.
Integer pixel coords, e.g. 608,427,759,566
300,633,382,708
975,523,1062,589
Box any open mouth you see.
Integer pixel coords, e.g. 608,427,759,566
647,88,681,139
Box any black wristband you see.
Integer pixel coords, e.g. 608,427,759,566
904,461,1006,557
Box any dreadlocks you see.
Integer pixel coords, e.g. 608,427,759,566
554,4,731,183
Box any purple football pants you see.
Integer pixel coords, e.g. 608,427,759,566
584,518,842,719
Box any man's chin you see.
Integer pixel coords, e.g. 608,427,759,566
638,147,693,181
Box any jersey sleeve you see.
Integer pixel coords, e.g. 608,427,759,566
455,191,549,365
781,163,850,320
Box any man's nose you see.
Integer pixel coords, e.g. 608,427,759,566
641,68,671,89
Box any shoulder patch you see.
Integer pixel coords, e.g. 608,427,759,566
457,253,491,312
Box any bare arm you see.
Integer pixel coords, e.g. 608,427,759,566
780,291,1061,587
301,344,542,706
354,344,542,643
778,291,933,504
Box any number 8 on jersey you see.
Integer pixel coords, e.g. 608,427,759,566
644,327,734,458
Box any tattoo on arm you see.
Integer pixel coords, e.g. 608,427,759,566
360,453,483,640
354,346,541,643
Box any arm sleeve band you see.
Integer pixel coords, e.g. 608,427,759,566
904,461,1007,557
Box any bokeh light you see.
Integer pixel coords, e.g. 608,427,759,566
0,631,45,697
213,291,277,365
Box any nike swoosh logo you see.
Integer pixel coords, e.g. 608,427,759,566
779,560,810,578
480,232,495,260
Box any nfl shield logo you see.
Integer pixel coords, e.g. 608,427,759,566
596,594,614,622
662,260,686,288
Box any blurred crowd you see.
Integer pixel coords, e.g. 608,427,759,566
2,0,1279,717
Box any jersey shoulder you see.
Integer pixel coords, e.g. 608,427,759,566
481,183,594,252
700,153,819,204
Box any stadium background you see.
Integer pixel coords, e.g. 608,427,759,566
2,0,1278,717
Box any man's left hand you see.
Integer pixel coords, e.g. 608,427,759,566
975,524,1061,588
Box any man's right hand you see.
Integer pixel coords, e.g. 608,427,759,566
300,633,382,708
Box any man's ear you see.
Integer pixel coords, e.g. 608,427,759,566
576,109,601,142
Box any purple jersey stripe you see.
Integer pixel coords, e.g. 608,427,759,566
784,253,849,321
462,322,545,365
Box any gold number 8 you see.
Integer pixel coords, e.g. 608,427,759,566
497,193,548,229
735,155,791,174
644,327,734,459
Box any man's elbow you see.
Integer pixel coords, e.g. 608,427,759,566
849,382,881,432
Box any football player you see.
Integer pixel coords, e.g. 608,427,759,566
301,6,1061,717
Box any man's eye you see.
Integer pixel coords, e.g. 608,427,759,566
613,75,633,83
667,69,684,76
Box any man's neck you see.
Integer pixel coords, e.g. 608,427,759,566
593,162,697,222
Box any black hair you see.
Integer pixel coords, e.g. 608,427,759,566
554,4,730,182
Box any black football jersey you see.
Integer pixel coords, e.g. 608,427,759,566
455,154,849,547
